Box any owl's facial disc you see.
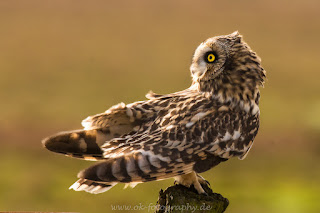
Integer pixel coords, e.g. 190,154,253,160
190,39,228,82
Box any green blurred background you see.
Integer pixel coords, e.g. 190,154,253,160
0,0,319,212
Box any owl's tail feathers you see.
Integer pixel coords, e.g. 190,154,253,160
69,178,117,194
42,128,112,161
73,152,195,194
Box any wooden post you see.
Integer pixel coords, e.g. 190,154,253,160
155,183,229,213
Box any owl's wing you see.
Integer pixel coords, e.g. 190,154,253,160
101,106,259,164
71,106,259,193
82,102,141,130
42,101,156,160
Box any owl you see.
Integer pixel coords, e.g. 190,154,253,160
42,31,266,195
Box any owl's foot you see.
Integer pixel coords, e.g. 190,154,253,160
196,173,212,189
174,172,208,194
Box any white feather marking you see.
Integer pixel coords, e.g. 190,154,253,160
69,181,80,190
85,184,95,192
126,107,133,117
164,140,174,147
186,122,194,128
166,125,175,130
251,103,260,115
81,117,92,130
190,44,211,81
232,130,241,140
69,179,117,194
126,101,143,108
77,183,89,191
244,104,250,113
191,112,210,122
139,150,171,163
91,186,108,194
114,102,126,109
221,132,232,141
124,182,140,189
91,182,117,194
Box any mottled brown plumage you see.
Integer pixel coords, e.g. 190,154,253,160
42,32,266,194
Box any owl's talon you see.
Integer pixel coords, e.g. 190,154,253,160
201,191,209,196
196,174,211,187
205,180,211,186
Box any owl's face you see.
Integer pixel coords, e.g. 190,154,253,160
190,32,266,91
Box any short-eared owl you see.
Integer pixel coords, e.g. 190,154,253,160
42,32,266,194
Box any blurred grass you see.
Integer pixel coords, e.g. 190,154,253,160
0,0,319,212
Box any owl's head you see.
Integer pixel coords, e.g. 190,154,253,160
190,32,266,94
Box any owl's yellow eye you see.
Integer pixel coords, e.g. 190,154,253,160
205,52,216,63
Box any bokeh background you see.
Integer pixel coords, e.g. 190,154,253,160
1,0,319,212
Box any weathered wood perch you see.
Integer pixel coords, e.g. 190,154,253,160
155,184,229,213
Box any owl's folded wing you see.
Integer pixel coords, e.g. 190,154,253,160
71,108,259,193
